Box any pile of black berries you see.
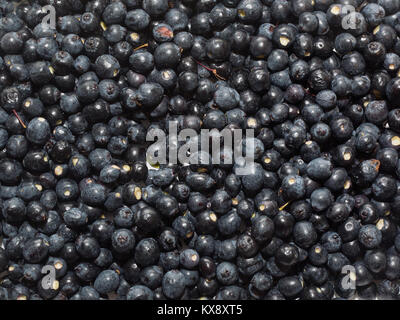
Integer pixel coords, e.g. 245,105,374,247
1,0,400,300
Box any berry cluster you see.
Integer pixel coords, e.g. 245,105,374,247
0,0,400,300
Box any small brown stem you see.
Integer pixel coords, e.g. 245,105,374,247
279,201,291,211
194,59,226,81
134,43,149,51
12,109,26,128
